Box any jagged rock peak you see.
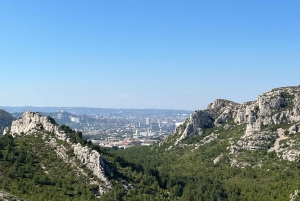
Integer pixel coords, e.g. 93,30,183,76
207,99,240,110
172,99,240,145
9,111,58,137
169,85,300,147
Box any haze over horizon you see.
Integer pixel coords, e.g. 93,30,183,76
1,1,299,110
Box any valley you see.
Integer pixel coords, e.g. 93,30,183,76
1,86,300,200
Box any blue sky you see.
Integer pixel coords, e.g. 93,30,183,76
0,1,299,110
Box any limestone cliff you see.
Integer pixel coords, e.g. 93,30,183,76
166,85,300,163
172,99,239,145
9,111,58,137
73,143,111,193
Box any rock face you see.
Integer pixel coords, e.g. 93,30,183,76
175,86,300,140
73,143,111,193
174,99,239,145
169,86,300,162
3,127,9,136
235,87,300,135
9,111,58,137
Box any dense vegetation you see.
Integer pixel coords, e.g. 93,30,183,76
112,122,300,201
0,132,103,200
0,124,167,201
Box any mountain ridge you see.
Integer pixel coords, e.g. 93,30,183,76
164,86,300,153
5,111,112,194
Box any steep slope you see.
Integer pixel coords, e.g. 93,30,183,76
163,86,300,163
0,109,15,136
0,111,112,200
114,85,300,201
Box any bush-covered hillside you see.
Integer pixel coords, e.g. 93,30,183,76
114,121,300,201
0,109,15,136
0,119,169,201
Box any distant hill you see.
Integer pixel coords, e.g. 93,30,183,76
0,109,15,136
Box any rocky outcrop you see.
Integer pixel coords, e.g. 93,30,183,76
6,111,69,141
9,111,58,137
176,111,213,143
233,87,300,135
173,99,238,145
170,86,300,154
73,143,111,193
3,127,9,135
231,87,300,152
289,124,299,134
290,190,299,201
0,190,24,201
207,99,240,126
193,133,218,150
237,131,274,151
173,87,300,139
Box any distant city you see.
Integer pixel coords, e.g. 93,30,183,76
1,107,192,149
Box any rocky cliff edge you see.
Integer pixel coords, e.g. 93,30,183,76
165,86,300,162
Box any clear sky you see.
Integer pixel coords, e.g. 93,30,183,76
0,1,299,110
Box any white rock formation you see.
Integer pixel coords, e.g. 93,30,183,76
10,111,58,137
3,127,9,135
73,143,111,193
289,124,299,134
213,154,223,164
173,86,300,142
234,86,300,135
290,190,299,201
165,86,300,164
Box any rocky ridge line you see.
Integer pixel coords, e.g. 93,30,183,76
4,111,111,194
166,86,300,162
